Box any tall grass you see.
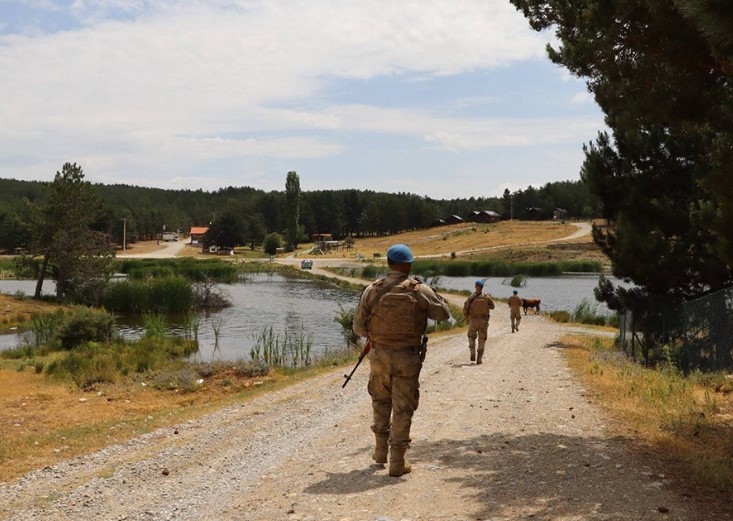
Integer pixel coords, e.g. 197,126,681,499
182,310,201,341
114,258,238,282
29,310,66,348
143,313,168,338
411,259,602,277
361,264,388,280
249,325,313,369
102,277,193,313
570,298,620,327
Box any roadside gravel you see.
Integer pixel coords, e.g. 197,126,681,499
1,294,729,520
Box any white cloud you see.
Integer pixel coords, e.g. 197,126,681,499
0,0,600,197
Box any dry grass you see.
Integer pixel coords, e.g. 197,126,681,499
308,221,589,260
561,335,733,491
0,362,297,482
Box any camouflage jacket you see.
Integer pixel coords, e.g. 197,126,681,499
462,291,495,319
353,271,449,348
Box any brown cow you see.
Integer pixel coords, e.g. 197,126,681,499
522,298,541,315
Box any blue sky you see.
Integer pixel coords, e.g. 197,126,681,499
0,0,606,200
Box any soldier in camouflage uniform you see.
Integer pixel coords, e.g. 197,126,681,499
353,244,450,477
462,280,495,364
508,289,522,333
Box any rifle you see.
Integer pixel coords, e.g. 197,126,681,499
342,338,372,388
419,335,428,362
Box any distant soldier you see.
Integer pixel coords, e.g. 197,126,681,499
508,289,522,333
462,280,495,364
353,244,449,477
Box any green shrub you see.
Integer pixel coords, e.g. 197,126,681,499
334,305,359,347
56,308,115,350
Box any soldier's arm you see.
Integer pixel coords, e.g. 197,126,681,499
487,296,495,310
423,286,450,321
352,287,373,338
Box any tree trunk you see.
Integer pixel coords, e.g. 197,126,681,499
34,254,50,299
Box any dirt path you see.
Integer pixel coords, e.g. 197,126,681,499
116,240,188,259
0,290,725,520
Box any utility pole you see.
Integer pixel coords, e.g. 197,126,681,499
122,218,127,251
510,194,514,221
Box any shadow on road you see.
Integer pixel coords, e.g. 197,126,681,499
304,432,724,521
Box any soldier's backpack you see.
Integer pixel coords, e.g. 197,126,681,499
369,278,424,339
469,295,492,317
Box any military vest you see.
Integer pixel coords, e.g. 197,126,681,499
468,294,492,317
369,277,425,342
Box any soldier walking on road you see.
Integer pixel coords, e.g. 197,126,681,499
508,289,522,333
462,280,495,364
353,244,450,477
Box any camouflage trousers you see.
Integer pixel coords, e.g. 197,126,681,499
368,346,423,448
467,316,489,352
510,310,522,331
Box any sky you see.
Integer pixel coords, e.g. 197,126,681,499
0,0,607,200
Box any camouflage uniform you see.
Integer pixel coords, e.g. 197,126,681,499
462,291,495,364
353,271,449,473
508,294,522,332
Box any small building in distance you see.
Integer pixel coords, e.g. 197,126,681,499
189,226,209,246
525,207,546,220
445,215,464,225
553,208,568,221
468,210,502,223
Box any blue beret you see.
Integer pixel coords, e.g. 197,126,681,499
386,244,414,263
475,280,484,287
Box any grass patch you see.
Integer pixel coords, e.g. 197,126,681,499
562,334,733,491
114,258,238,282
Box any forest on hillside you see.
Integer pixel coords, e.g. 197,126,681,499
0,176,598,251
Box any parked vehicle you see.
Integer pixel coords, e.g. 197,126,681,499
301,260,313,270
162,232,179,242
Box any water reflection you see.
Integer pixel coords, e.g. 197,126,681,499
0,274,360,361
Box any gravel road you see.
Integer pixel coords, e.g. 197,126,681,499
1,296,729,520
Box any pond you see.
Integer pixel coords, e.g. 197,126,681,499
431,274,635,315
0,274,360,361
0,272,634,359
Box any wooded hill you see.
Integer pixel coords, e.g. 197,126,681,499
0,177,598,250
